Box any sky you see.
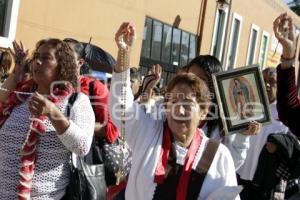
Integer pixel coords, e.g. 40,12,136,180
283,0,292,5
283,0,300,5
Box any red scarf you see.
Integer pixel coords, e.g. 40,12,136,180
154,124,203,200
0,80,72,200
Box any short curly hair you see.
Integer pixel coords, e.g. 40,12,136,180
166,73,211,110
34,38,78,88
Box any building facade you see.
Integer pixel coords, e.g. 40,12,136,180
1,0,299,83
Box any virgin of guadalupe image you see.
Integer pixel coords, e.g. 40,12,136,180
230,78,255,120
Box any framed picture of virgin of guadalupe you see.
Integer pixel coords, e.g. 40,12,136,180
212,65,271,134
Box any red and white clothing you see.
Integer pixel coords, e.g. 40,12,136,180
109,70,239,200
0,93,95,199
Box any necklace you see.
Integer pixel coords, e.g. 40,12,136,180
0,87,34,95
115,47,130,185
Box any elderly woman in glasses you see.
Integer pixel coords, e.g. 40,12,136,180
109,22,240,200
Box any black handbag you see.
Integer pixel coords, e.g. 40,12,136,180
98,137,132,186
89,80,132,186
66,140,107,200
65,93,107,200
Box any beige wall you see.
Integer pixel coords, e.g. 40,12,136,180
15,0,203,67
15,0,300,71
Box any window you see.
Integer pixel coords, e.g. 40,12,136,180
0,0,8,36
151,21,162,60
258,31,270,69
171,28,181,66
226,13,242,70
161,24,172,63
246,24,260,65
189,35,196,63
141,17,152,58
211,7,228,61
180,31,190,66
140,16,198,84
0,0,20,48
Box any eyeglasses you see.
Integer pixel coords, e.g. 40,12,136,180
168,100,199,113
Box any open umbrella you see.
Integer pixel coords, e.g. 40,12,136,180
82,42,116,73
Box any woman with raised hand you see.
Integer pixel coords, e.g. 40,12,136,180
109,22,240,200
274,13,300,139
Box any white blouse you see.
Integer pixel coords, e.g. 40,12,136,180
109,70,240,200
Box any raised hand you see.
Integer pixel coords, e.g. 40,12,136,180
142,64,162,93
115,22,136,51
273,13,296,60
8,41,29,82
139,64,162,103
115,22,136,73
9,41,29,65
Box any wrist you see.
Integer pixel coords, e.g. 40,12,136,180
116,48,131,72
280,55,295,69
282,48,295,60
47,106,60,119
11,70,21,83
281,53,295,60
144,88,153,94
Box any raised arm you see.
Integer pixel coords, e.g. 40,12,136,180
273,13,300,136
110,23,157,149
114,22,135,73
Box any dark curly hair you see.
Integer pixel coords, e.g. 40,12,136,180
34,38,78,88
63,38,90,75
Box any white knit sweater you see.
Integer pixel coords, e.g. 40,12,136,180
0,93,95,200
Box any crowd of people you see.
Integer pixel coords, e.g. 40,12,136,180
0,13,300,200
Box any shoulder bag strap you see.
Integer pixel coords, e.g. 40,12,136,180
187,139,220,199
66,92,79,117
89,79,96,112
66,92,78,170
